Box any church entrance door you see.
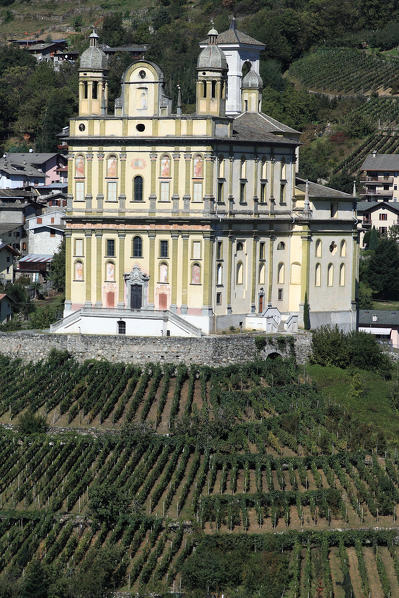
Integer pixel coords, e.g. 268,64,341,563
259,295,264,313
131,284,142,310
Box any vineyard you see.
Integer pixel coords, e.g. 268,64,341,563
288,48,399,95
334,131,399,175
2,349,399,596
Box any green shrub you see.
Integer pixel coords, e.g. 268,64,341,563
16,411,48,435
311,325,392,377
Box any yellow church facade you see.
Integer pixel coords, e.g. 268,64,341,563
53,26,358,337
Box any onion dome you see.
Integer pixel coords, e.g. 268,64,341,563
197,28,228,71
80,30,108,71
242,68,263,90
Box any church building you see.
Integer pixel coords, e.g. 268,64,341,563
52,23,358,337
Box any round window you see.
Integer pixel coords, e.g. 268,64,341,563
136,124,145,132
139,70,146,79
79,123,86,131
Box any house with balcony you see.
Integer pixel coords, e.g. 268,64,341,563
357,200,399,247
360,152,399,202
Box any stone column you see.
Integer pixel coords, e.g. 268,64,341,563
67,154,73,211
267,235,275,305
118,233,126,307
119,151,126,212
202,233,213,315
84,231,92,307
181,233,189,314
97,152,104,212
85,152,93,211
183,153,191,212
172,152,180,213
251,235,258,313
170,232,179,311
226,234,233,314
95,231,103,307
204,153,215,214
65,231,72,310
148,232,156,309
149,152,157,213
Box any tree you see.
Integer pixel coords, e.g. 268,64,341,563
303,292,311,330
49,239,65,293
358,281,373,308
17,411,48,435
365,237,399,299
88,484,134,525
19,560,49,598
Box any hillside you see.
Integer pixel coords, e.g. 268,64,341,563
2,348,399,595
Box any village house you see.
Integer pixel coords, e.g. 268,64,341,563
0,243,19,285
0,153,67,189
357,200,399,247
360,152,399,203
0,294,13,324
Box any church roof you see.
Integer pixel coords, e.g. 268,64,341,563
232,113,299,144
242,69,263,89
233,112,299,137
80,45,108,70
200,26,264,47
197,39,228,70
296,177,355,199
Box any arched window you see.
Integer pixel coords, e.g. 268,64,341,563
281,159,286,180
117,320,126,335
134,176,143,202
106,155,118,178
105,261,115,282
160,155,171,177
277,241,285,250
193,155,203,178
340,240,347,257
237,241,244,252
74,260,83,281
159,262,168,283
315,239,322,257
315,263,321,287
236,262,243,285
259,263,265,284
92,81,98,99
327,263,334,287
133,236,142,258
191,263,201,284
202,80,207,98
340,263,345,286
216,263,223,285
240,159,246,179
290,262,301,285
75,155,85,178
277,263,285,284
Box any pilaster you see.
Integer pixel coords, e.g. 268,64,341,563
300,226,311,304
267,235,275,304
172,152,180,213
84,231,92,307
118,233,126,307
148,231,156,309
95,231,103,307
202,233,213,315
181,233,189,314
170,232,179,311
226,234,233,313
251,235,257,312
149,152,157,213
183,152,191,212
65,231,72,308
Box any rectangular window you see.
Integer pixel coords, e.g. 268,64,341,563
260,182,266,203
240,182,246,204
74,239,84,256
379,227,387,235
330,202,338,218
50,231,55,238
193,182,203,203
51,217,54,224
106,239,115,257
37,217,42,224
280,183,286,204
160,181,170,202
107,181,117,202
160,240,168,258
278,288,283,300
217,181,224,203
379,213,387,220
192,241,201,259
217,241,223,260
75,181,84,202
216,292,222,305
259,242,265,260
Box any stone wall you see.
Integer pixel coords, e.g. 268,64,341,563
0,331,312,367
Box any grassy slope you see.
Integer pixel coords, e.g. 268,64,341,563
308,363,399,444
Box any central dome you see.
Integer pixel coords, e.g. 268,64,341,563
197,28,228,71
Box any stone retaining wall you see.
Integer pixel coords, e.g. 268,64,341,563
0,331,312,367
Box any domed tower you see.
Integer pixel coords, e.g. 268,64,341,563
79,30,109,116
196,28,228,117
241,67,263,113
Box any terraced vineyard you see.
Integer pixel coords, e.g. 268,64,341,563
334,131,399,175
2,349,399,595
288,48,399,95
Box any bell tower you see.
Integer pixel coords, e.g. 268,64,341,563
241,67,263,113
79,30,109,116
196,28,228,117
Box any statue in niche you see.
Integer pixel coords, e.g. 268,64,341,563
75,261,83,281
160,155,170,178
75,155,84,178
191,263,201,285
193,155,203,178
106,262,115,282
159,263,168,283
139,88,148,110
107,156,117,178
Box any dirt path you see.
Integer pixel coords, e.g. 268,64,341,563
346,547,364,598
364,547,384,598
380,546,399,596
329,548,345,598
